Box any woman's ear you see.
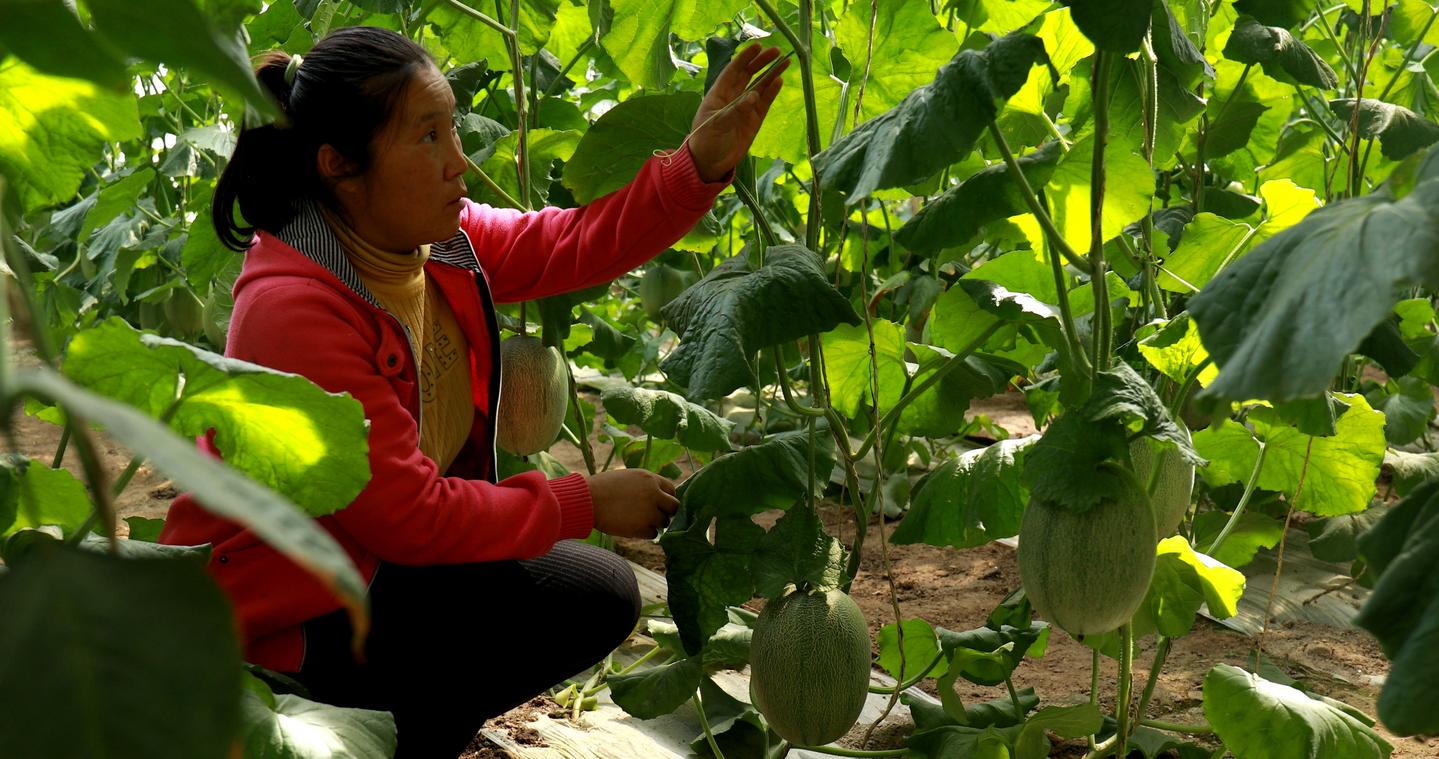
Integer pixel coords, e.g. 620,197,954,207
317,144,359,188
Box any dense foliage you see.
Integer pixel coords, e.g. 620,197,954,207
3,0,1439,756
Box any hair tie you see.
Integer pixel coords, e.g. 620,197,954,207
284,54,304,86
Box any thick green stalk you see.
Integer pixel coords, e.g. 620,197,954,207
441,0,514,37
773,352,827,417
465,156,525,209
1088,50,1114,375
503,0,531,209
1207,442,1267,555
1113,624,1135,758
694,690,729,759
753,0,824,248
985,123,1093,274
1132,636,1172,734
1087,648,1101,750
867,651,945,693
1140,718,1214,735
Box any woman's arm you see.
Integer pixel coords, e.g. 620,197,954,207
463,45,788,304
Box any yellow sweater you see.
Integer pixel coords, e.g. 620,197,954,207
322,207,474,474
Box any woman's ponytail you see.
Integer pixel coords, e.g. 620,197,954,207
212,29,432,251
213,51,311,251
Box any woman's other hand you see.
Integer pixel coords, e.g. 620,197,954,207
586,469,681,539
687,45,789,183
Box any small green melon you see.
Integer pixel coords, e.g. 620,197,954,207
496,336,569,456
750,586,871,747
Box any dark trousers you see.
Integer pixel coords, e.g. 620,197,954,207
287,540,642,759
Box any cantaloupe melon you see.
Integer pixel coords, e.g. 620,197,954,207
749,586,871,747
496,336,569,456
1131,423,1195,539
1017,479,1157,638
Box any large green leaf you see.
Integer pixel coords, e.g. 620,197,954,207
1222,16,1339,90
85,0,274,113
877,618,949,684
62,319,370,518
472,128,580,207
1354,480,1439,736
1330,98,1439,161
0,60,141,213
835,0,959,121
999,8,1094,147
1065,0,1153,52
813,33,1048,202
1190,149,1439,403
428,0,559,65
676,429,833,524
892,436,1038,549
0,543,241,759
599,0,745,88
894,141,1063,254
1014,704,1105,759
1137,536,1246,637
0,0,129,87
661,516,765,653
1203,664,1392,759
239,688,397,759
750,505,846,599
938,622,1050,688
609,656,706,719
564,92,700,204
0,455,92,539
10,366,369,620
660,246,860,401
1191,510,1284,568
821,318,906,419
1157,213,1256,293
1137,313,1218,387
600,385,733,452
1192,397,1385,517
1046,134,1155,254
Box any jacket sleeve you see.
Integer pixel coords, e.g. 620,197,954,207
228,280,594,565
462,145,729,304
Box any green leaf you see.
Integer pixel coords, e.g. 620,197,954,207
660,246,860,401
473,128,580,207
899,344,1013,437
1354,480,1439,735
1384,448,1439,495
1204,100,1270,159
429,0,559,65
677,429,833,523
892,436,1038,549
239,689,396,759
1152,0,1213,87
1022,414,1132,513
1191,510,1284,567
0,0,129,87
1331,98,1439,161
564,92,700,204
814,33,1049,202
1000,8,1094,146
750,505,846,599
600,0,745,88
1139,536,1246,637
1084,361,1203,463
1191,150,1439,403
938,622,1050,687
124,516,167,543
660,516,765,653
894,142,1063,254
931,278,1056,361
906,723,1017,759
1224,15,1338,89
1203,664,1393,758
1137,313,1218,387
1014,703,1105,759
1371,376,1436,445
1046,134,1156,253
0,60,142,213
0,543,241,759
82,169,156,241
63,319,371,518
822,319,907,419
1304,508,1386,564
0,455,92,539
600,385,733,452
10,366,369,626
609,656,705,719
85,0,275,113
1156,213,1256,293
836,0,959,121
877,618,948,684
1064,0,1152,52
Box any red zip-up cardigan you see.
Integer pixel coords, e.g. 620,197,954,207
160,150,727,672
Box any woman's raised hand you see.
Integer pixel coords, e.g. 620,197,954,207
586,468,680,539
686,45,790,183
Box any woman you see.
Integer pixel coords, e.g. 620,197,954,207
158,25,786,758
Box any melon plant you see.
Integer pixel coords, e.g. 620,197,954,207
163,288,204,339
496,336,570,456
1017,474,1157,638
749,585,871,747
1131,423,1195,539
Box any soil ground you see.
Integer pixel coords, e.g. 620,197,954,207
7,335,1434,757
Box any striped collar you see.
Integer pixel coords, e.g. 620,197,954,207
275,199,483,309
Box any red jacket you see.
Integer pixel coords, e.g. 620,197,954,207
160,151,726,671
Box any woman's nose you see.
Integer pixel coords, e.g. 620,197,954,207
444,128,467,181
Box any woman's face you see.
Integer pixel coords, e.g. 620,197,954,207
329,63,469,253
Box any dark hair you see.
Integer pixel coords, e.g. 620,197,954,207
214,26,434,251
